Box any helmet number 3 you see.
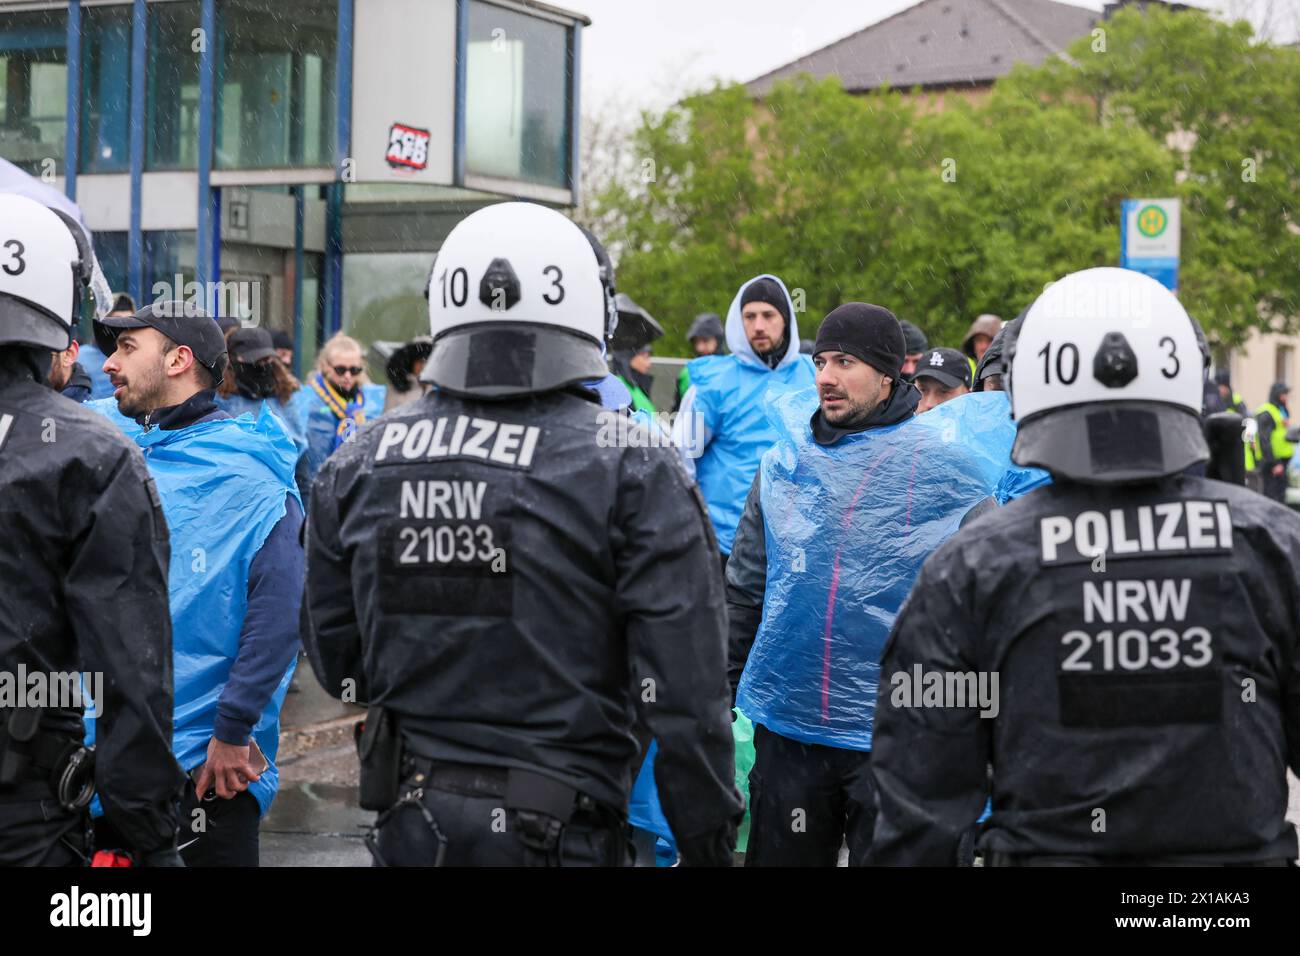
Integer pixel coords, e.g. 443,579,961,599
1,239,25,276
542,265,564,305
1159,336,1179,379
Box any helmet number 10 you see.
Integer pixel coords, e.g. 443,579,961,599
1,239,26,276
1038,341,1080,385
438,267,469,307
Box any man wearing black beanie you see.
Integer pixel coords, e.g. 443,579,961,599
807,303,917,439
898,320,928,382
727,301,997,866
739,278,793,370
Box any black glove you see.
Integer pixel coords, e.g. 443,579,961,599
676,819,738,867
138,845,186,867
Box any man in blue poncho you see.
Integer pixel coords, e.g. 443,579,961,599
90,301,304,867
672,275,815,571
726,303,1016,866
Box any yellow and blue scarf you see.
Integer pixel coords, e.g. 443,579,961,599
310,371,367,452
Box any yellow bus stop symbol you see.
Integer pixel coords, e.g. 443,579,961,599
1137,204,1168,238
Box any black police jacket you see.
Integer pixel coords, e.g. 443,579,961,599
868,474,1300,864
0,357,182,854
301,388,743,842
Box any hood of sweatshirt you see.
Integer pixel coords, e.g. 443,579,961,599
724,274,803,372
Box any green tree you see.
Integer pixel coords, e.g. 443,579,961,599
1002,5,1300,345
594,6,1298,353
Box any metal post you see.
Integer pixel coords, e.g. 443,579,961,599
196,0,217,311
293,185,306,377
127,0,146,303
568,24,581,205
63,1,81,201
453,0,468,187
323,0,354,337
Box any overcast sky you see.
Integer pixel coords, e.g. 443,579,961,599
575,0,1293,115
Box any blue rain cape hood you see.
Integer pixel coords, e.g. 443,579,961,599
685,275,814,553
736,388,1024,750
86,400,302,814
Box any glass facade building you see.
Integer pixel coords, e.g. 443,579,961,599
0,0,585,370
0,8,67,174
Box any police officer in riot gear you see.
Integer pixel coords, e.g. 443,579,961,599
869,267,1300,866
302,202,743,866
0,194,184,866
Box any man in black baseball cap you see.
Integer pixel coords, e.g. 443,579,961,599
90,299,305,867
96,300,229,425
269,329,295,369
913,346,972,413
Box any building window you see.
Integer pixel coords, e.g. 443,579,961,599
0,8,67,175
1275,345,1293,387
79,4,133,174
147,1,201,170
342,252,431,350
94,231,130,299
145,231,198,306
215,0,337,170
465,1,572,189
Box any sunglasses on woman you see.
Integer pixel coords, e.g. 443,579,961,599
333,365,364,377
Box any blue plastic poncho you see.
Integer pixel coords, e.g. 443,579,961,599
297,379,386,483
216,390,310,465
678,275,814,554
736,388,1017,750
982,390,1053,502
86,401,302,814
75,342,117,400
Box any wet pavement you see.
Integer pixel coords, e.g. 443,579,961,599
262,655,1300,866
261,659,371,866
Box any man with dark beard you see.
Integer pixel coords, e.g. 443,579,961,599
725,302,1011,866
672,275,814,572
89,302,303,866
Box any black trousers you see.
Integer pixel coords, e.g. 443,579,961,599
744,724,877,867
371,767,629,867
178,785,260,867
0,790,88,866
1261,464,1289,502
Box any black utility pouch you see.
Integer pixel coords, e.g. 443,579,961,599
355,706,401,811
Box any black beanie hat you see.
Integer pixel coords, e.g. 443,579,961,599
898,319,928,354
813,303,905,381
740,278,791,325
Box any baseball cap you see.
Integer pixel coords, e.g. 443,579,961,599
228,326,278,364
912,347,971,390
95,300,229,382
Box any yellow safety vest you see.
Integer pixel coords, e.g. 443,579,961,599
1257,402,1294,466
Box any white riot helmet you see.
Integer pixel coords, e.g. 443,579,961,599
0,193,90,352
1007,267,1208,483
421,202,611,398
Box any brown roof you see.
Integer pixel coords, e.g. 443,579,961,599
745,0,1099,96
